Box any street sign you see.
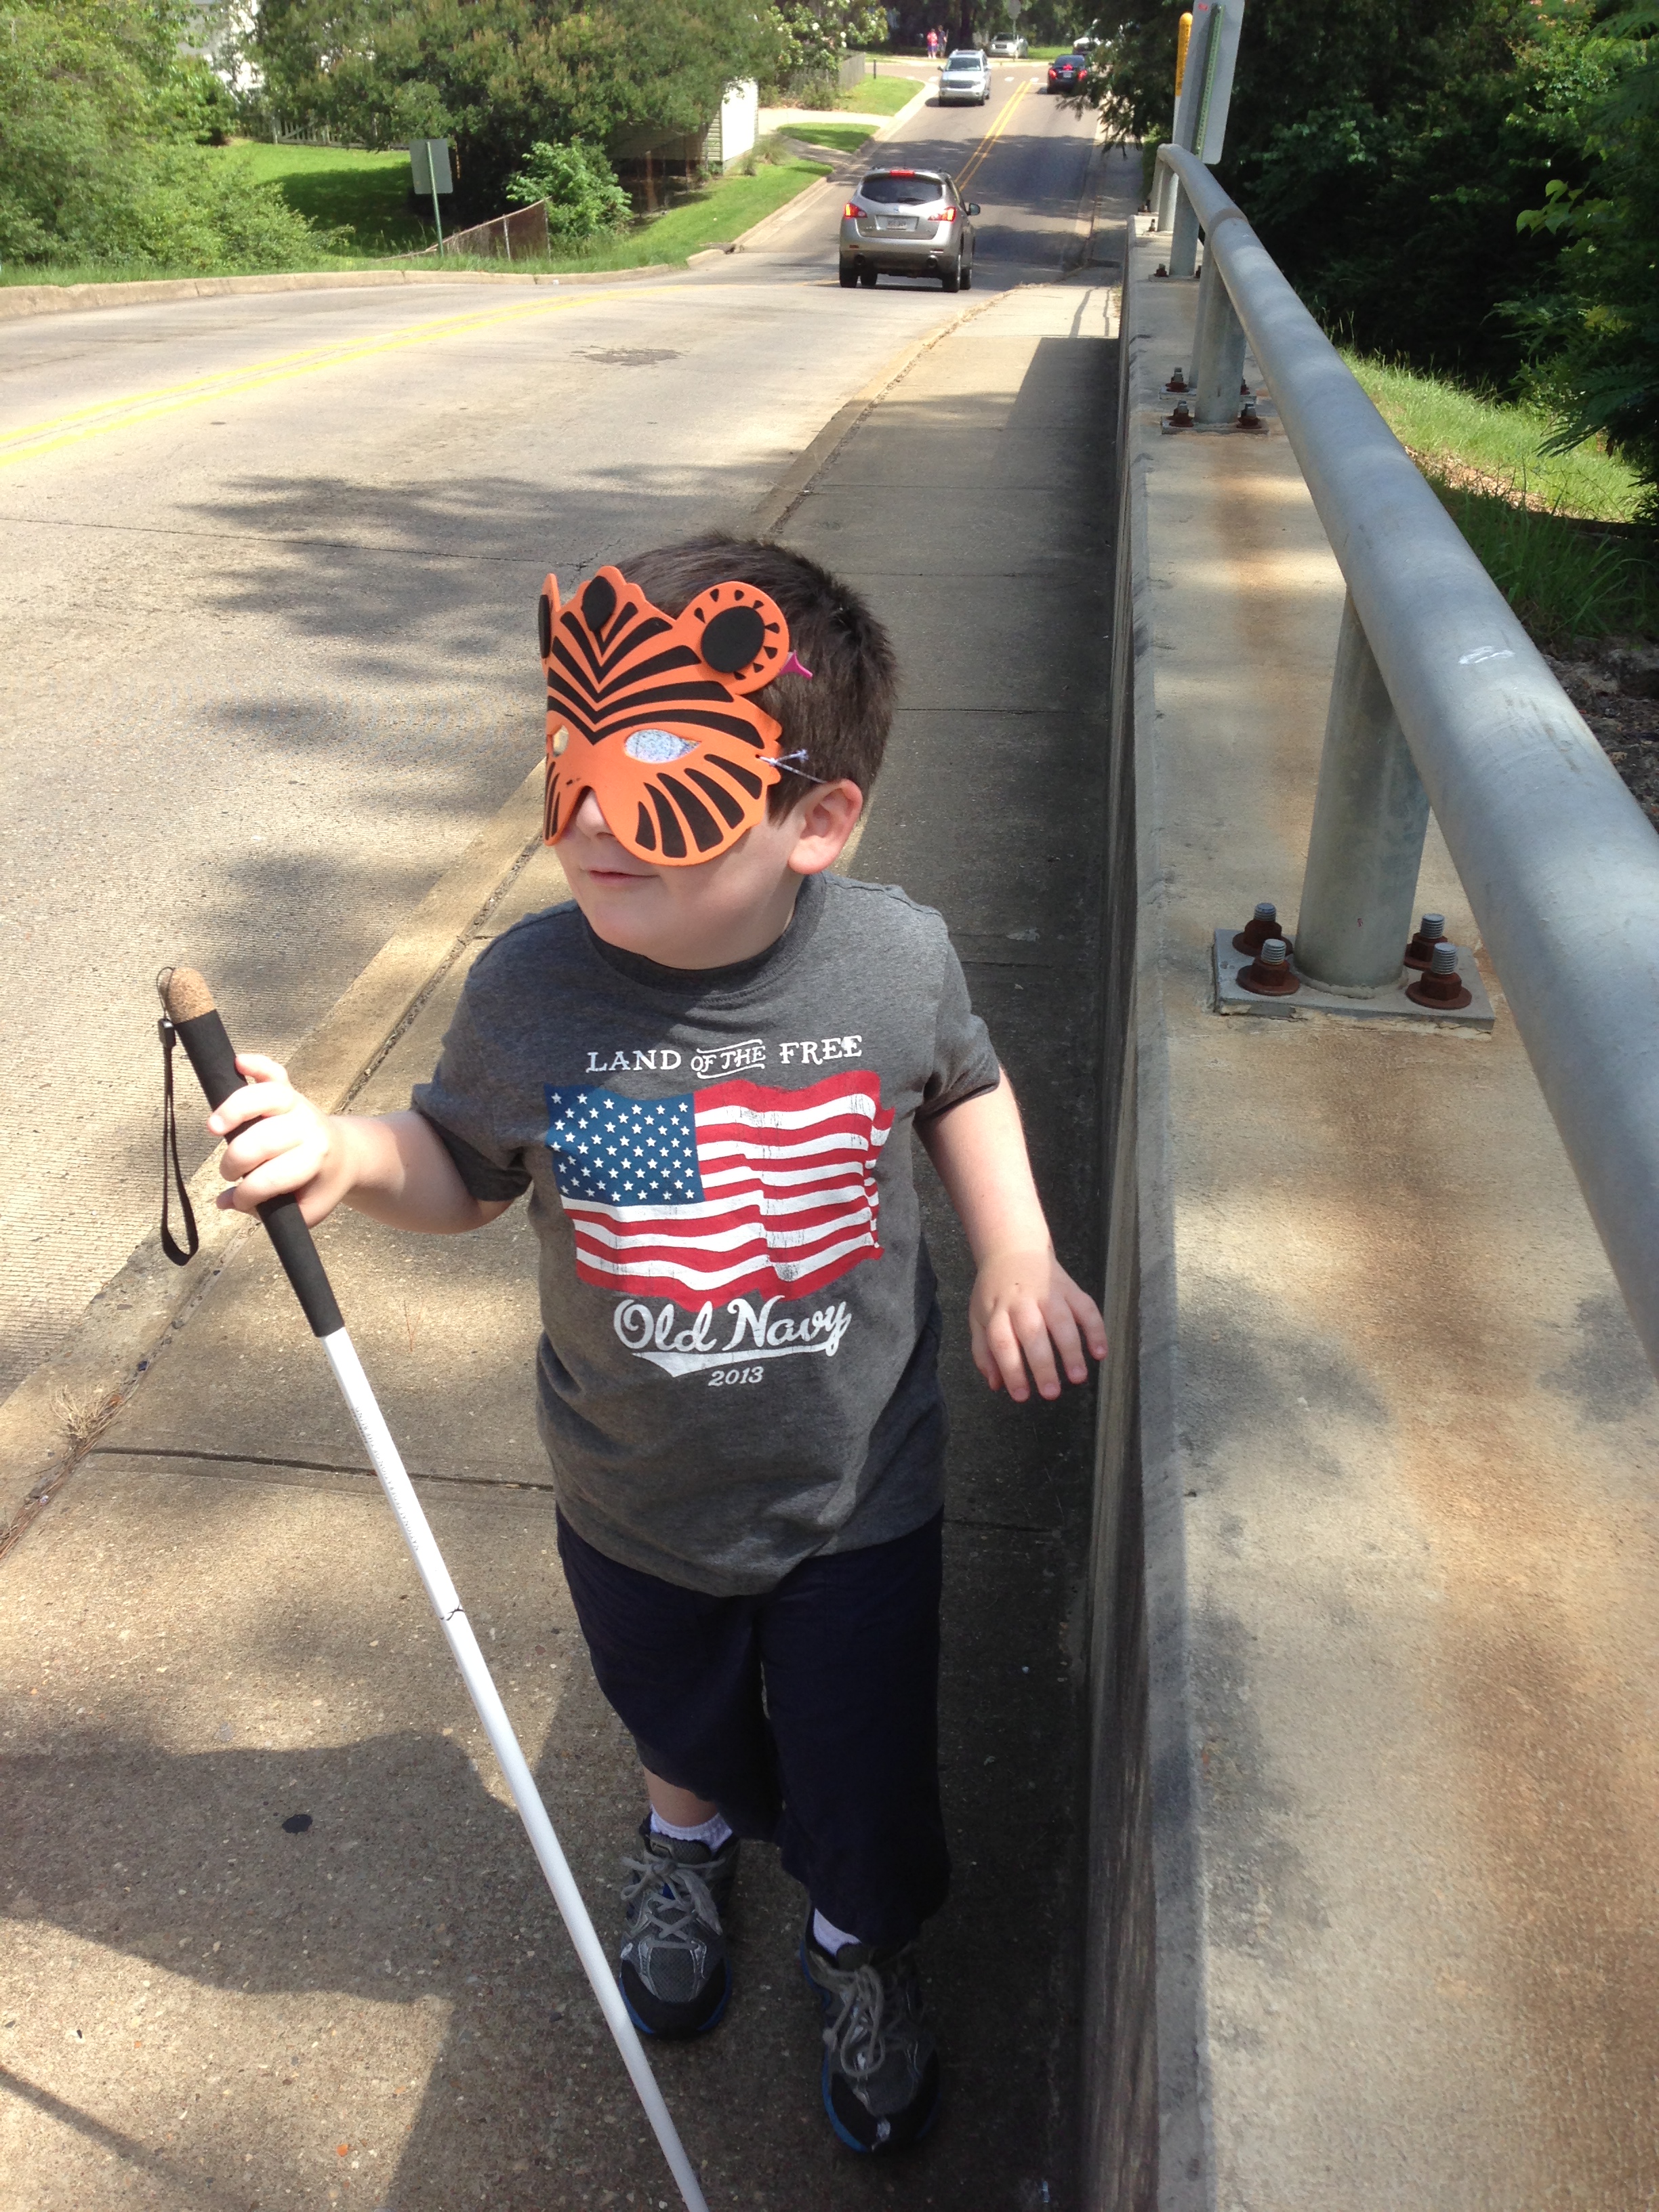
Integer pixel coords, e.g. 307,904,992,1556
408,138,453,196
1170,0,1245,163
409,138,453,251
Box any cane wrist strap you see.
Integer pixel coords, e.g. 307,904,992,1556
158,1017,199,1267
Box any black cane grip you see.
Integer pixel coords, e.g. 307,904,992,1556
159,968,344,1339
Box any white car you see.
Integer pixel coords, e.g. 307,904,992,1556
938,49,991,104
989,33,1027,56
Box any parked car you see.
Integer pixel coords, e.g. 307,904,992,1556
938,49,991,104
840,168,981,291
989,33,1028,56
1047,50,1089,89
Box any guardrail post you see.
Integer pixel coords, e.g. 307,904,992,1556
1191,248,1245,424
1153,159,1178,230
1168,186,1200,278
1293,593,1431,994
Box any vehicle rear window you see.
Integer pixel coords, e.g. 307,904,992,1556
945,52,983,65
860,175,947,205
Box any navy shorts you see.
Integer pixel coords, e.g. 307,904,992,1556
556,1509,950,1950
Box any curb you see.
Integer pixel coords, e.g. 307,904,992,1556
750,288,998,535
0,760,549,1550
0,261,681,325
0,294,996,1551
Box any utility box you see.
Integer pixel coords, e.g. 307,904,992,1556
408,138,453,196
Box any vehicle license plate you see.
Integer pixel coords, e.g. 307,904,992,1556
876,218,915,233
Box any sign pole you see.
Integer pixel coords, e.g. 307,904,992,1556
410,138,453,255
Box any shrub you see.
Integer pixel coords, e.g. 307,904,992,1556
507,141,634,246
0,0,327,272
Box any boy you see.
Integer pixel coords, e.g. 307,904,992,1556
207,534,1105,2154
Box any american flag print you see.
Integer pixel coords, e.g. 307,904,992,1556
543,1070,896,1304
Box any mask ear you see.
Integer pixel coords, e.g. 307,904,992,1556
678,581,790,694
538,573,560,662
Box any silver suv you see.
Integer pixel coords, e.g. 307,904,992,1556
938,48,990,104
839,169,980,291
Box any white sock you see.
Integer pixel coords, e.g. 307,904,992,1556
649,1808,733,1852
812,1908,861,1956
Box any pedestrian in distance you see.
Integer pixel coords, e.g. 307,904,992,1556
926,24,939,58
202,533,1107,2157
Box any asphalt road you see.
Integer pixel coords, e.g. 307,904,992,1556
0,68,1101,1397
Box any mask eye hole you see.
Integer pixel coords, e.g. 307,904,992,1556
624,728,697,764
550,724,571,757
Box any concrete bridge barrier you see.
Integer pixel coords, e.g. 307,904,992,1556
1085,189,1659,2212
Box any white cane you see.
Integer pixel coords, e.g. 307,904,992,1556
158,968,710,2212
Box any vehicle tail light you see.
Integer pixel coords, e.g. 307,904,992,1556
844,202,859,218
939,206,959,223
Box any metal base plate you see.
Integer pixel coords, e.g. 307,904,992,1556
1213,930,1495,1030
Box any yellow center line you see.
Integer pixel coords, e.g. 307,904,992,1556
0,284,687,473
956,77,1031,192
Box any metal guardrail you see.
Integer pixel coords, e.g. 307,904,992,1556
1155,141,1659,1378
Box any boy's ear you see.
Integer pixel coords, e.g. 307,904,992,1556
786,779,864,878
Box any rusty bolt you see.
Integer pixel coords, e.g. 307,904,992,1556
1237,401,1265,431
1404,941,1472,1010
1166,398,1193,428
1403,912,1447,970
1165,365,1189,392
1153,262,1169,279
1233,901,1291,956
1237,936,1301,998
1240,378,1251,396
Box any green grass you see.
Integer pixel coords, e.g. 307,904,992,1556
1344,352,1657,643
1430,483,1659,644
774,121,875,155
515,157,832,270
1346,352,1643,523
233,142,430,252
0,154,830,287
836,75,921,114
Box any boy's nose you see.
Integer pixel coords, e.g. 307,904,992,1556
573,790,616,839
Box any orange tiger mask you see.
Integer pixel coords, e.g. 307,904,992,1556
539,565,798,865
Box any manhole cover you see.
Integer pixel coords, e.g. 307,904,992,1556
578,348,682,367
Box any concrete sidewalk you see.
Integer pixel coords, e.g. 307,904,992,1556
0,272,1126,2211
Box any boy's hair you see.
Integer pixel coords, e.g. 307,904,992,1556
620,533,897,820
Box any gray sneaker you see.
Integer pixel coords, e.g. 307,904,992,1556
618,1820,739,2040
801,1914,940,2152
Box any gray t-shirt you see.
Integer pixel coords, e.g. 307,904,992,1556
411,870,1000,1595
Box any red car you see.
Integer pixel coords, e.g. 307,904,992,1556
1047,52,1089,90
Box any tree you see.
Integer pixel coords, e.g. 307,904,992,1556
0,0,320,268
1089,0,1600,388
767,3,889,96
253,0,787,216
1519,4,1659,511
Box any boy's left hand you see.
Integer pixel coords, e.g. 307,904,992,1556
968,1247,1108,1403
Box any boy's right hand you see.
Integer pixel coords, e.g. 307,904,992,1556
209,1053,352,1225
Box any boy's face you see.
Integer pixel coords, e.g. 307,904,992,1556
559,779,863,970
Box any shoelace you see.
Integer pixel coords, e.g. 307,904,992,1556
620,1853,720,1946
823,1960,892,2081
